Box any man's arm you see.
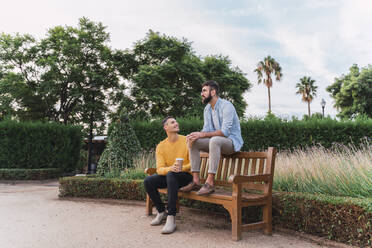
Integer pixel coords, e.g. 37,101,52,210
220,102,235,137
156,145,170,175
188,103,235,140
187,129,225,141
201,108,211,132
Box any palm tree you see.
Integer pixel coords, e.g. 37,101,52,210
254,55,282,113
296,76,318,117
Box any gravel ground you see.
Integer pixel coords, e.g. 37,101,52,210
0,181,350,248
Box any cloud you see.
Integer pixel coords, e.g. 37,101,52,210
1,0,371,118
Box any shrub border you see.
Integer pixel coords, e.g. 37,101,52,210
59,176,371,247
0,168,61,180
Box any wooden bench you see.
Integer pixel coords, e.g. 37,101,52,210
145,147,277,241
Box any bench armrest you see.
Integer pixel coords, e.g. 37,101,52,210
228,174,271,184
144,168,157,175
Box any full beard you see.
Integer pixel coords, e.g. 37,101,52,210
202,95,212,104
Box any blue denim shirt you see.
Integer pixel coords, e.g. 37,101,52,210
202,98,243,152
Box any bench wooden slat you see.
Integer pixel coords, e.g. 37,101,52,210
251,158,257,175
229,157,236,177
243,158,249,175
236,158,243,175
158,188,267,202
216,157,224,180
200,152,209,157
227,151,268,159
242,222,266,231
200,157,207,179
244,182,266,191
222,158,230,180
258,159,265,174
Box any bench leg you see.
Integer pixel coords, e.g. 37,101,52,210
176,199,180,213
263,204,272,235
231,207,242,241
146,194,153,216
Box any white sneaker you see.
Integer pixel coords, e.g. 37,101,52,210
161,215,176,234
150,211,166,226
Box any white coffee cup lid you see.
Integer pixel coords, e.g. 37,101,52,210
176,158,184,161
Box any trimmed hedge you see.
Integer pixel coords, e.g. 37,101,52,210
0,168,61,180
59,176,146,200
273,192,372,247
0,121,82,173
59,176,372,247
132,118,372,151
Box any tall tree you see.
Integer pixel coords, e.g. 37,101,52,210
0,18,120,128
295,76,318,116
0,33,51,121
116,30,251,119
37,17,119,127
202,55,251,117
254,55,282,113
327,64,372,119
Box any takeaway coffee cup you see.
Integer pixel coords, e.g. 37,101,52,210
175,158,184,171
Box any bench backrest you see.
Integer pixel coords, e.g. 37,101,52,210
199,147,276,193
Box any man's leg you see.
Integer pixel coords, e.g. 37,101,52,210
144,175,167,214
207,136,234,180
197,136,234,195
162,172,193,234
179,138,210,192
166,172,193,215
189,137,210,184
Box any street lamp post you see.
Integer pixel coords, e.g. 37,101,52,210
321,98,326,117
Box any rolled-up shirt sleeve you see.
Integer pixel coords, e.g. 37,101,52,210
220,103,234,137
201,108,211,132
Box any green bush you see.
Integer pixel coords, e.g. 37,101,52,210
0,168,61,180
97,111,141,175
59,176,372,247
0,121,82,172
132,118,372,151
59,176,146,200
273,192,372,247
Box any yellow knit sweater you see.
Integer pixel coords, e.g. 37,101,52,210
155,135,191,175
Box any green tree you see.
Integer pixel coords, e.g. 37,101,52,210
254,55,282,113
327,64,372,119
296,76,318,116
115,30,251,119
0,33,51,121
202,55,251,117
0,18,120,130
0,67,14,120
37,17,119,127
97,110,141,176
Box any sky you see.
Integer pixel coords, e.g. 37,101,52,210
1,0,372,118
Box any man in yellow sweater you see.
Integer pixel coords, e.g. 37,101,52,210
144,116,192,234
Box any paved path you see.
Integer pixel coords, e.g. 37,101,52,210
0,181,345,248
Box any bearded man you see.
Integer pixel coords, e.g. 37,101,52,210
181,80,244,195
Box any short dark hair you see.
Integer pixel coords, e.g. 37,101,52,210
162,116,174,126
202,80,219,95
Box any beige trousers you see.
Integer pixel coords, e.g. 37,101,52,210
189,136,234,174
